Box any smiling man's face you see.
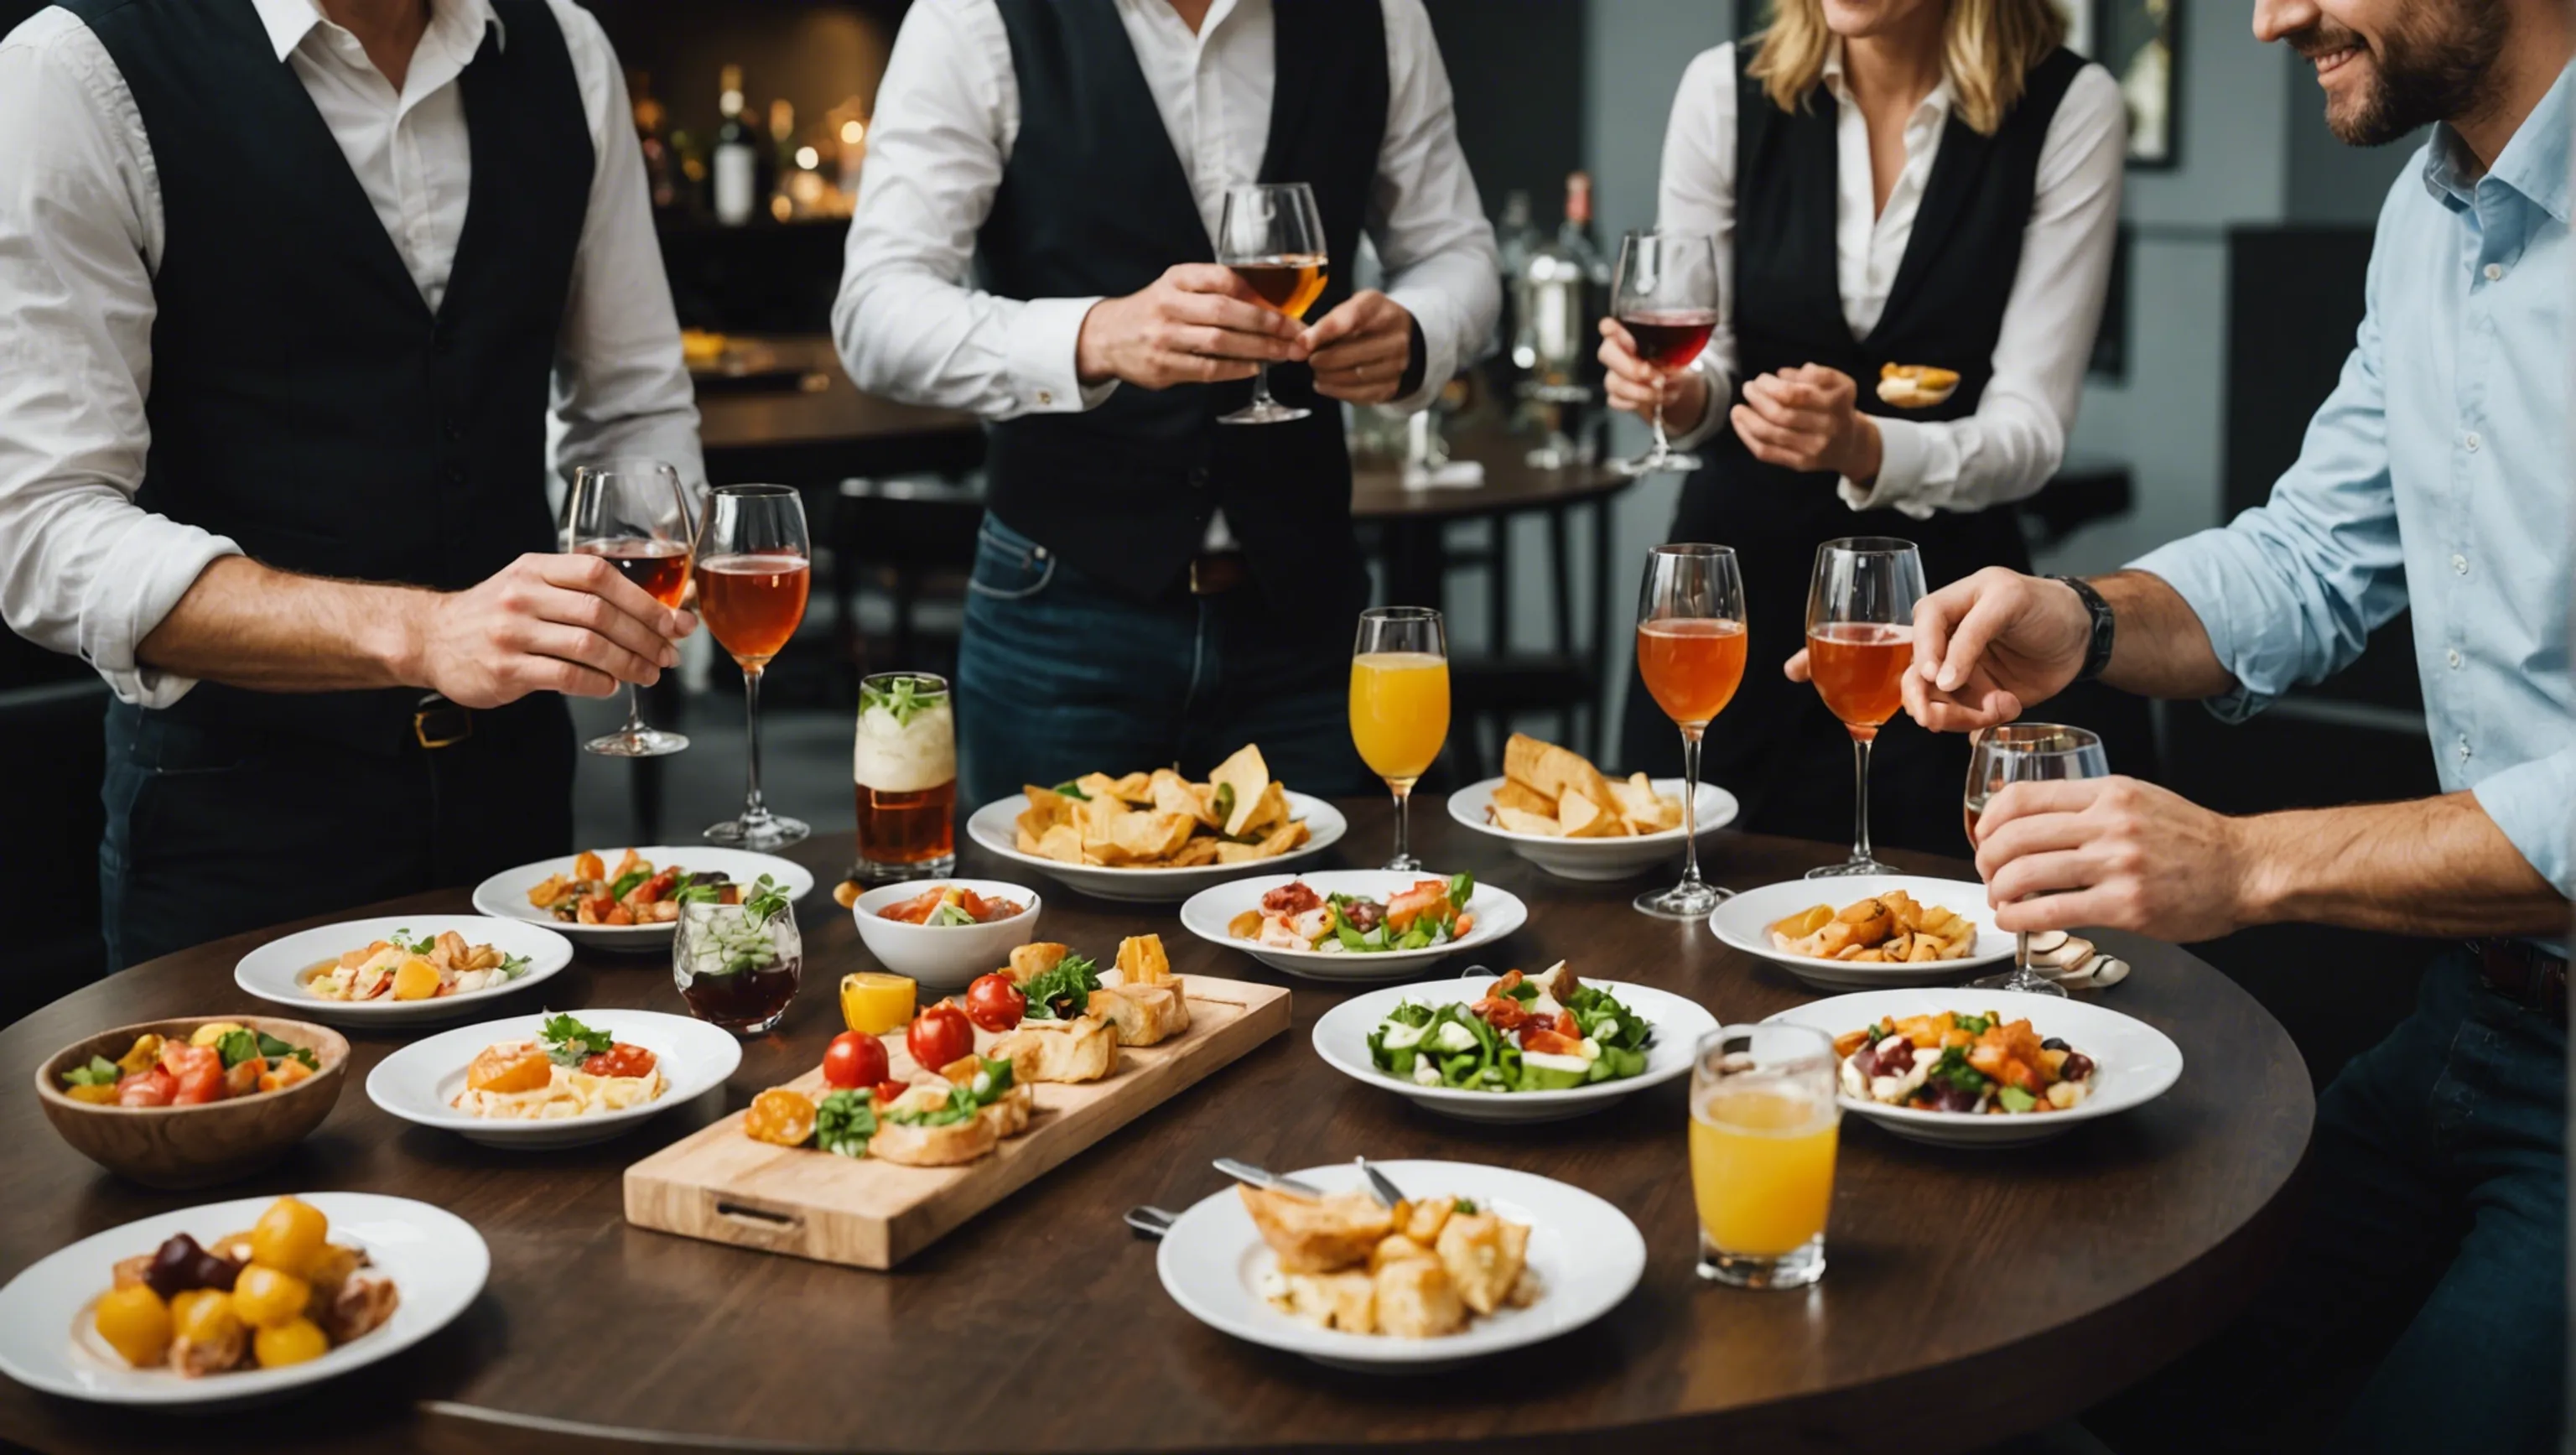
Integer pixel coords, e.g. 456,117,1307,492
2255,0,2508,144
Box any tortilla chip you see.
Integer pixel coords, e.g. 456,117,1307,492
1235,780,1290,836
1558,789,1625,839
1017,784,1073,844
1254,819,1309,857
1490,778,1559,819
1493,806,1566,837
1075,772,1125,805
1504,733,1618,815
1608,774,1680,833
1166,837,1222,867
1215,841,1269,864
1152,768,1219,829
1109,772,1154,804
1210,745,1271,836
1110,809,1197,863
1015,828,1041,854
1035,824,1083,864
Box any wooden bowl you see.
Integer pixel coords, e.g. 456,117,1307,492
35,1016,350,1189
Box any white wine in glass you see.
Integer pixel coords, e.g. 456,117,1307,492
1216,181,1327,426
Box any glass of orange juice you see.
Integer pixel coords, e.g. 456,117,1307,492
1350,606,1450,870
1633,543,1748,918
1689,1023,1840,1288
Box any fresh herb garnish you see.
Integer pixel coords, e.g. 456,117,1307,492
815,1089,878,1157
212,1028,263,1070
1052,779,1090,800
608,870,650,902
1446,871,1475,910
388,928,436,955
255,1031,320,1071
539,1013,615,1067
861,674,947,728
1453,1198,1478,1214
1928,1046,1989,1096
742,874,789,929
1212,781,1236,824
1021,955,1100,1020
671,881,724,907
61,1056,121,1088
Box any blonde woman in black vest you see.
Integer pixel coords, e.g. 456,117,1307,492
1602,0,2124,854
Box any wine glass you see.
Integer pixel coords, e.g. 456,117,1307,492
1632,543,1746,918
568,460,694,757
1216,182,1328,425
1349,606,1449,870
697,485,812,850
1609,230,1720,475
1804,538,1926,878
1965,724,2111,998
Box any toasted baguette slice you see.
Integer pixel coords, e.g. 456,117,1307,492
979,1082,1034,1139
1089,981,1191,1047
990,1014,1118,1083
870,1114,1000,1167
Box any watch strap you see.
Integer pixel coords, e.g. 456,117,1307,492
2050,574,2116,683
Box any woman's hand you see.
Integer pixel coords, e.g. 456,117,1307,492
1596,319,1711,434
1729,364,1882,481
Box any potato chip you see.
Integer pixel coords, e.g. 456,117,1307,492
1035,824,1083,864
1075,772,1125,805
1109,772,1153,803
1110,809,1197,863
1018,784,1074,844
1558,789,1625,839
1151,768,1218,829
1209,744,1271,836
1491,778,1558,819
1166,837,1222,868
1236,780,1290,836
1215,841,1268,865
1254,818,1309,858
1493,807,1565,837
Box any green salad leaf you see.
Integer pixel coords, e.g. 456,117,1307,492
61,1056,122,1088
1996,1084,2038,1113
1022,956,1100,1021
212,1028,263,1070
1052,779,1090,800
539,1013,615,1067
256,1031,320,1072
927,902,979,928
815,1089,878,1157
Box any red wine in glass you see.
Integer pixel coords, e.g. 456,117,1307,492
1621,309,1720,372
584,538,692,609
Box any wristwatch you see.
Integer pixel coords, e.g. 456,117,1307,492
2049,575,2116,683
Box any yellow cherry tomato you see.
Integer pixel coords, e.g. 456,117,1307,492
840,971,917,1037
252,1317,330,1369
249,1197,329,1277
188,1021,247,1048
115,1034,164,1076
170,1286,242,1344
64,1083,118,1105
93,1284,172,1368
390,957,442,1000
228,1265,311,1329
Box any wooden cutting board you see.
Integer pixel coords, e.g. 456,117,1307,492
623,974,1291,1269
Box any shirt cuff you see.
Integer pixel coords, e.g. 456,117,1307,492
85,517,241,709
2471,751,2576,900
1665,353,1732,452
1838,417,1939,520
2124,538,2273,725
1005,295,1116,413
1381,287,1453,414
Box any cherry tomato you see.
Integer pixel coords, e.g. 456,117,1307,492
906,1002,974,1073
579,1043,659,1080
117,1068,176,1107
872,1078,910,1104
962,973,1027,1033
821,1031,889,1089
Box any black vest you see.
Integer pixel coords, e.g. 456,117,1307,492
62,0,593,751
979,0,1387,616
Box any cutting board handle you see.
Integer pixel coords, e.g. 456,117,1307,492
710,1194,808,1246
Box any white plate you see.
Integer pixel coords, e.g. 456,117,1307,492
1763,987,2184,1147
1445,777,1738,882
1706,874,2013,988
470,847,815,952
232,915,574,1027
1177,870,1527,981
0,1193,486,1407
1311,975,1716,1122
964,792,1348,905
366,1009,741,1149
1156,1159,1644,1371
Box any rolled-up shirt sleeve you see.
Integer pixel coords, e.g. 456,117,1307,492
0,10,236,709
1367,0,1499,415
2127,242,2408,724
2470,747,2576,898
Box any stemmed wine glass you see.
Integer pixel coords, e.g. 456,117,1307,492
1632,543,1746,918
1349,606,1449,870
569,460,694,757
1804,538,1925,878
1215,182,1328,425
1610,230,1720,475
697,485,811,850
1965,724,2111,997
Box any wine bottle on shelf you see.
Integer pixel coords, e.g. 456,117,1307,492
630,70,676,216
765,98,797,223
712,64,756,226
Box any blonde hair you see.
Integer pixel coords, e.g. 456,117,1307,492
1744,0,2066,137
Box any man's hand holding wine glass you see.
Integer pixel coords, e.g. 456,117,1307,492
398,553,695,709
1074,262,1307,390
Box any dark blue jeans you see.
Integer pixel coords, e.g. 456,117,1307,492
955,513,1375,808
2096,947,2566,1452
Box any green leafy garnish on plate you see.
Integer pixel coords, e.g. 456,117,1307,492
60,1056,121,1089
815,1089,878,1157
1022,956,1099,1020
539,1013,615,1067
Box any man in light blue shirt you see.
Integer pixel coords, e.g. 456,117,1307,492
1883,0,2573,1444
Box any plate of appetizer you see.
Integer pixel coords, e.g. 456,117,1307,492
1445,733,1737,881
1706,876,2013,987
366,1009,740,1148
963,746,1348,903
37,1017,349,1188
471,846,816,951
1311,963,1713,1122
0,1193,485,1406
233,916,572,1026
851,879,1041,991
1178,870,1525,981
1156,1159,1645,1371
1763,988,2184,1147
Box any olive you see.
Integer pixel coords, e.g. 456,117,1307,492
2061,1052,2096,1083
2040,1037,2070,1052
190,1249,243,1291
144,1234,206,1298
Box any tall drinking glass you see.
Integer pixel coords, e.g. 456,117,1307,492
1804,538,1926,878
853,672,958,883
1216,182,1328,426
1690,1023,1840,1288
569,460,693,756
1965,724,2111,998
1349,606,1449,870
1609,230,1720,476
698,485,811,850
1633,543,1747,918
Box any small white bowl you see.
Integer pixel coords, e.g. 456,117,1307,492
366,1009,741,1150
1445,777,1738,882
850,879,1043,993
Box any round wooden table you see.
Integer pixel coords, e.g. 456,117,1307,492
0,806,2311,1454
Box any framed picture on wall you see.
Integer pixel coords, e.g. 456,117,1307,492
2096,0,2180,169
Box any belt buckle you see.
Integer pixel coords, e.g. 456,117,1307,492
413,700,472,750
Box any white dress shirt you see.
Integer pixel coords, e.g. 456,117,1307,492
0,0,702,709
834,0,1501,544
1657,40,2124,519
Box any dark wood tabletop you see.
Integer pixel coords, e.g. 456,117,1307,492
0,805,2312,1455
1350,429,1631,522
694,335,983,486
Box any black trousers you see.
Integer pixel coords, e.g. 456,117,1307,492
99,694,574,971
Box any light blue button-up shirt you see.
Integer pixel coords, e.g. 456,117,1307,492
2130,62,2573,900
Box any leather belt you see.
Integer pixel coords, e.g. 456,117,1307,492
1188,551,1250,596
412,694,473,751
2471,937,2568,1021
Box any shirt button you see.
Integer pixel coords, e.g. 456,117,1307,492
2459,735,2473,762
2447,648,2463,669
2452,553,2470,575
2484,262,2505,281
2464,431,2482,452
1036,390,1054,407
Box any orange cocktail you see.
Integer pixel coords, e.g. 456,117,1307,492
1636,618,1748,729
1806,621,1911,739
1349,651,1451,786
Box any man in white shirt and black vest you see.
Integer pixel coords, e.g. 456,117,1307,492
836,0,1499,805
0,0,702,969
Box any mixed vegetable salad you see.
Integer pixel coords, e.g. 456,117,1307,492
59,1025,320,1107
1228,875,1476,955
526,849,745,927
1832,1011,2098,1115
1366,963,1653,1093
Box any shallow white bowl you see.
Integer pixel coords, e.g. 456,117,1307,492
1444,776,1737,882
1176,870,1527,982
470,847,816,953
366,1008,741,1149
964,792,1347,904
1311,975,1716,1122
1763,987,2184,1147
1157,1159,1644,1372
0,1192,486,1407
1706,874,2013,989
233,915,573,1027
851,879,1042,993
